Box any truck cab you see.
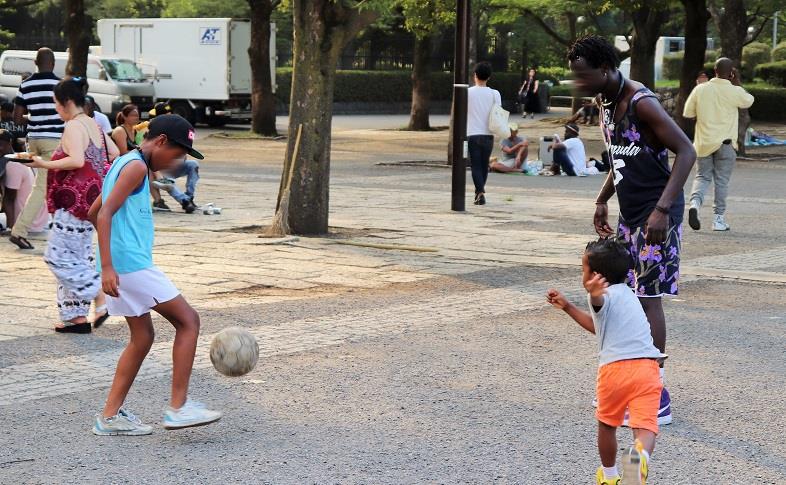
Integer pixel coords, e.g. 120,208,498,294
0,50,155,125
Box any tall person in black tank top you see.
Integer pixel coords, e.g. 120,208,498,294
567,36,697,430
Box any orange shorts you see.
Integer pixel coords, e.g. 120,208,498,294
596,359,662,434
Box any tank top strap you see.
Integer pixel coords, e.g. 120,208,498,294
628,88,658,114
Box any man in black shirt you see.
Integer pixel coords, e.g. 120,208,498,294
568,35,697,428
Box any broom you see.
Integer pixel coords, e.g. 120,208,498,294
264,124,303,237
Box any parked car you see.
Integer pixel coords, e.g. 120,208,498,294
0,50,155,124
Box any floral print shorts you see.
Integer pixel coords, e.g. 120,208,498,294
617,217,682,297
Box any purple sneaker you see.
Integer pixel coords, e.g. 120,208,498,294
621,388,673,427
657,387,673,425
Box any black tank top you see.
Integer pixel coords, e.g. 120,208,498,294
605,88,684,227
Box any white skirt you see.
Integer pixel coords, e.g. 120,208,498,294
105,266,180,317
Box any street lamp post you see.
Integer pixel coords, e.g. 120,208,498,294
451,0,470,212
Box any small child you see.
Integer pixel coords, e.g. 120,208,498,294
88,114,220,435
547,238,665,485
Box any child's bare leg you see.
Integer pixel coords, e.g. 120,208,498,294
102,314,155,417
633,428,656,456
598,421,618,467
153,295,200,409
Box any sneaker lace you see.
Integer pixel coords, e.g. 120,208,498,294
118,407,142,425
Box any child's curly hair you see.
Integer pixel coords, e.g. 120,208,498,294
585,238,632,285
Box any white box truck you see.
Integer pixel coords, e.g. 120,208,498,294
0,50,155,123
97,18,275,126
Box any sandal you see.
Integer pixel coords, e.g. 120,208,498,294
93,305,110,329
9,235,34,250
54,321,92,334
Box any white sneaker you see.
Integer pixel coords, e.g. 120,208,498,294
712,214,730,231
93,407,153,436
163,398,221,430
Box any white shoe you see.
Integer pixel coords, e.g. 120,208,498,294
93,407,153,436
712,214,730,231
163,398,221,430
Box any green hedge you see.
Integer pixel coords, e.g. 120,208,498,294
748,86,786,121
773,42,786,62
743,42,772,69
274,69,563,104
754,61,786,86
663,52,721,80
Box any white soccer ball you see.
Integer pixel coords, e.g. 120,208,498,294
210,327,259,377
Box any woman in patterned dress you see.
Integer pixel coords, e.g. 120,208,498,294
29,77,120,333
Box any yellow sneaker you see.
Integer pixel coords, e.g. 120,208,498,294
596,467,621,485
621,439,648,484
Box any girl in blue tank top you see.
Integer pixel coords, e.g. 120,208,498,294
86,115,221,435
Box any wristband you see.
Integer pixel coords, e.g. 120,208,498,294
595,201,607,205
655,205,669,215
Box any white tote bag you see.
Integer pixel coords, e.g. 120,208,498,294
488,103,510,139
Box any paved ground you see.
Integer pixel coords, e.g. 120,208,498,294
1,113,785,483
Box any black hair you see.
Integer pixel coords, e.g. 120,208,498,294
585,238,632,285
53,77,88,107
116,104,139,126
0,129,13,143
474,62,492,81
567,35,620,70
1,102,13,112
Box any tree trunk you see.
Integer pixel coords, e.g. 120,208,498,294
519,33,529,80
676,0,711,135
278,0,377,234
716,0,749,154
248,0,279,136
64,0,90,77
629,6,668,88
468,12,478,75
408,35,432,131
718,0,747,63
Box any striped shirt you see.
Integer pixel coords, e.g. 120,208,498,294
14,72,64,139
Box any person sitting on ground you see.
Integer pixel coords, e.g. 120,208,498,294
491,123,529,173
153,157,200,214
111,104,140,156
84,96,112,135
547,123,587,176
547,238,665,485
569,99,600,125
0,130,48,234
0,102,26,151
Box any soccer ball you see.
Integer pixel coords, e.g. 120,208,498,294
210,327,259,377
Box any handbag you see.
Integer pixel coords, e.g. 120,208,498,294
488,103,510,139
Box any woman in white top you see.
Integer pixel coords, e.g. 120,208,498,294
466,62,501,206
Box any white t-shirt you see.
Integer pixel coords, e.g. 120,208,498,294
93,111,112,134
589,284,665,367
467,85,501,136
562,137,586,175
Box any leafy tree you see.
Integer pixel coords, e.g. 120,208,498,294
275,0,382,234
400,0,454,130
87,0,164,19
161,0,248,17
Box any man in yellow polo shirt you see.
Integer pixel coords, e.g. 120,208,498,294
683,57,754,232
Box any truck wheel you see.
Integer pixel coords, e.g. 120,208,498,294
171,102,196,125
206,116,227,127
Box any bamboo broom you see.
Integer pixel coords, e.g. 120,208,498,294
264,123,303,237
